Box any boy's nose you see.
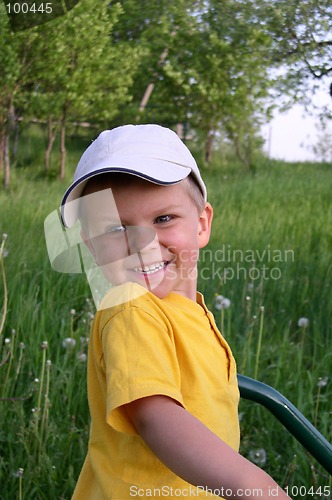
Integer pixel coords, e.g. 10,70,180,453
126,226,158,255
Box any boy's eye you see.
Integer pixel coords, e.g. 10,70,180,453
155,215,172,224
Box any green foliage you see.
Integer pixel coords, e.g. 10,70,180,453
0,134,331,496
24,0,142,124
1,0,331,182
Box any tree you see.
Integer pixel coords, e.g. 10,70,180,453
0,0,144,184
142,0,273,165
27,0,143,178
257,0,332,106
0,4,39,187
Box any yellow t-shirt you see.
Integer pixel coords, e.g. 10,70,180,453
73,283,240,499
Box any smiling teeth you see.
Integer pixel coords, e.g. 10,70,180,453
134,262,167,274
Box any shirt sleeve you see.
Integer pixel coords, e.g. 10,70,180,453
101,304,185,434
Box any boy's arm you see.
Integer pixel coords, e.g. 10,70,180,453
125,395,290,500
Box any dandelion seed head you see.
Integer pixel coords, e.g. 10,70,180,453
317,376,328,388
62,337,76,349
221,298,231,309
19,342,25,349
260,305,265,313
214,295,231,310
70,309,76,316
34,378,39,383
2,233,8,241
249,448,267,466
11,329,16,335
214,295,223,310
298,317,309,328
15,468,24,478
246,296,251,301
46,359,52,367
4,338,11,344
41,341,48,350
77,352,87,362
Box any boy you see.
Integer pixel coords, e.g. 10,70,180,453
60,124,290,499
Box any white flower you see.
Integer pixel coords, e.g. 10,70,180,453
77,353,87,362
62,338,76,349
70,309,76,316
214,295,231,310
298,317,309,328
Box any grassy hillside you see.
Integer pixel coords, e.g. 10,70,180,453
0,128,331,498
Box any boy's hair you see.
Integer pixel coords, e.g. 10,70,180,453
79,172,205,233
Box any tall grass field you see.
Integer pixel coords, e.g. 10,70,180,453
0,127,331,499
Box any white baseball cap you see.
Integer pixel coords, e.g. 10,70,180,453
61,124,207,227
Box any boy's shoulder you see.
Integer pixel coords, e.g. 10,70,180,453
95,282,171,335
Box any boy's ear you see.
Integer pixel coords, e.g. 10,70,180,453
80,229,97,258
198,202,213,249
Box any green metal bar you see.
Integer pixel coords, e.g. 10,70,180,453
237,374,332,475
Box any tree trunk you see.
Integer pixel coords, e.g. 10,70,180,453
3,96,15,188
60,112,66,180
205,130,214,164
45,116,57,171
138,30,177,117
0,129,4,174
4,133,10,189
13,121,19,159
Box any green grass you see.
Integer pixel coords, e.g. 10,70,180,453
0,128,331,498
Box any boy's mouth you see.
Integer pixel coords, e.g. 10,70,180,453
133,261,169,275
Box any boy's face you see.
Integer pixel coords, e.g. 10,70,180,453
80,177,213,301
